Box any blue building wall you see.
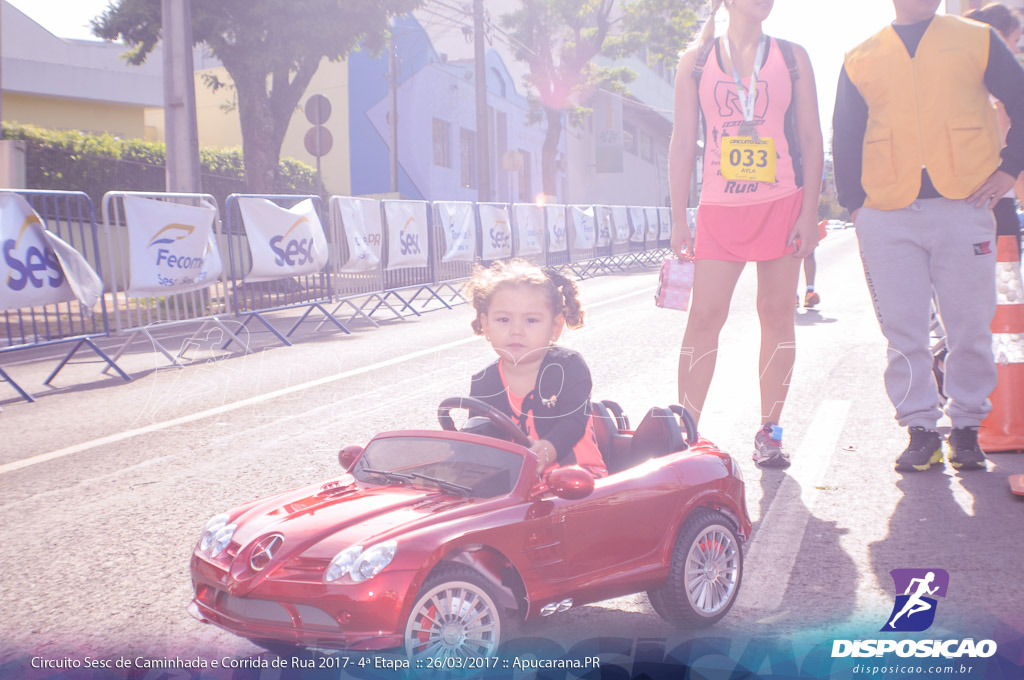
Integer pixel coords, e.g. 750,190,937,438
348,15,564,202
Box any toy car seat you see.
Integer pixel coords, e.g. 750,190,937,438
591,402,632,467
605,407,686,474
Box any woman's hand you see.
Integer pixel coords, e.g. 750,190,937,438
530,439,557,476
788,213,819,259
671,222,695,260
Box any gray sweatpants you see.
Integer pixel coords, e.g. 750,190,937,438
857,198,997,429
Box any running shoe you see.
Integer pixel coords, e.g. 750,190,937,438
804,290,820,308
894,426,943,471
948,426,988,470
754,422,790,468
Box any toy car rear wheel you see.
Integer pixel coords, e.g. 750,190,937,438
647,508,742,627
404,563,505,662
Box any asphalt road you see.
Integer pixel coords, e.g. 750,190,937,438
2,228,1023,672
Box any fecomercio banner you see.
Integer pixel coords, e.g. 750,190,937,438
1,193,102,312
335,196,382,273
436,201,476,263
512,204,545,256
124,195,221,297
570,205,596,250
384,201,429,270
479,204,512,261
239,198,328,283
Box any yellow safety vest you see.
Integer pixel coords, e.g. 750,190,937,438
845,15,1001,210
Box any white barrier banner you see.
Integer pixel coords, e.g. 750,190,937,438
595,206,613,247
645,207,660,240
545,205,568,253
436,201,476,263
569,205,596,250
336,196,382,273
658,207,672,239
239,197,328,282
384,201,429,270
612,206,630,244
479,204,512,260
628,207,646,243
124,195,221,297
512,204,545,256
1,193,102,311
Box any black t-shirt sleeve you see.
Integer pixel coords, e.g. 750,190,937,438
832,65,869,213
536,351,593,463
984,27,1024,178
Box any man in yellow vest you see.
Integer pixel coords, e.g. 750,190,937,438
833,0,1024,472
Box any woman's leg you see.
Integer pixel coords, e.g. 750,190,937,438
755,255,803,425
678,259,746,424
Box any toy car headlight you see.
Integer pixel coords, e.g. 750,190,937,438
199,513,229,552
324,545,363,583
210,524,237,558
351,541,397,583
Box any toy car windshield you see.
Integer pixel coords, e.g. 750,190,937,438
350,436,524,499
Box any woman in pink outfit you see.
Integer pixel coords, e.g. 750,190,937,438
668,0,823,468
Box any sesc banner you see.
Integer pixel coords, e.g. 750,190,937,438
435,201,476,263
1,193,102,311
124,195,221,297
569,205,596,250
595,206,613,248
545,205,568,253
239,198,328,282
628,206,646,243
645,207,660,241
658,206,672,240
479,204,512,261
512,204,545,256
335,196,382,273
612,206,630,244
383,201,429,270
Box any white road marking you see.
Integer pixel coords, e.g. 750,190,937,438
1,285,654,476
738,398,851,614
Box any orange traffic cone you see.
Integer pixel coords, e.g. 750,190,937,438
979,235,1024,453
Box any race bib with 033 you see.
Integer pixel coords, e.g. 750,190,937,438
721,136,777,183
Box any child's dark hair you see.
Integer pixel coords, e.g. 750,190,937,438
465,259,585,335
966,3,1023,42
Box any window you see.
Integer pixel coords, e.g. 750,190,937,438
460,128,476,189
640,130,653,162
518,150,532,202
623,122,638,155
433,118,451,168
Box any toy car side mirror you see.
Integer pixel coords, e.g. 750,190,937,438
545,466,595,500
338,444,363,470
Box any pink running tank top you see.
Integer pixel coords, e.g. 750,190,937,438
698,37,803,206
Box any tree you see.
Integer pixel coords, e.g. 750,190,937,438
501,0,630,198
620,0,700,71
93,0,421,193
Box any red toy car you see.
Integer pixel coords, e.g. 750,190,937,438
188,397,751,660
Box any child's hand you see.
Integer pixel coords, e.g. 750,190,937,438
530,439,557,476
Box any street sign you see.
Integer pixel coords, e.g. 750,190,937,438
305,94,331,126
304,126,333,157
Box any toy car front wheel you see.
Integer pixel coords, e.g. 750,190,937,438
648,508,742,627
404,564,504,662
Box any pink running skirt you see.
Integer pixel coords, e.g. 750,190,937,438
694,188,804,262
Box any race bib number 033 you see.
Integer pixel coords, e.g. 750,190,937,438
721,136,777,183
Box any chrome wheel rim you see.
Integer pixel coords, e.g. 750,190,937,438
405,580,501,661
684,524,739,616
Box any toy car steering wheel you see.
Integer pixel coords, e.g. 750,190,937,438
437,397,532,448
668,404,699,447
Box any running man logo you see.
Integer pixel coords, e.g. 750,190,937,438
881,569,949,632
714,79,770,119
148,224,195,247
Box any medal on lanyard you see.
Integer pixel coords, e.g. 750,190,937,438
723,34,766,141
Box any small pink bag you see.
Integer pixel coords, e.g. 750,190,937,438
655,257,695,311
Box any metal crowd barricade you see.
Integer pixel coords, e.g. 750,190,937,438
510,203,547,268
591,205,623,275
101,191,246,372
432,200,476,304
658,206,673,251
325,195,400,328
0,190,128,402
609,205,633,269
380,199,449,316
566,204,599,278
222,193,348,349
641,206,663,264
627,206,649,268
477,202,515,267
544,204,571,272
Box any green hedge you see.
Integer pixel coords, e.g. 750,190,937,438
2,123,322,213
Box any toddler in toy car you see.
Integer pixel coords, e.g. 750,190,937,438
465,259,608,478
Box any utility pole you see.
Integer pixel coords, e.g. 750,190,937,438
473,0,491,202
389,20,399,194
162,0,202,193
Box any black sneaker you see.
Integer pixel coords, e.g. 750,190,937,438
948,426,988,470
894,427,943,471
